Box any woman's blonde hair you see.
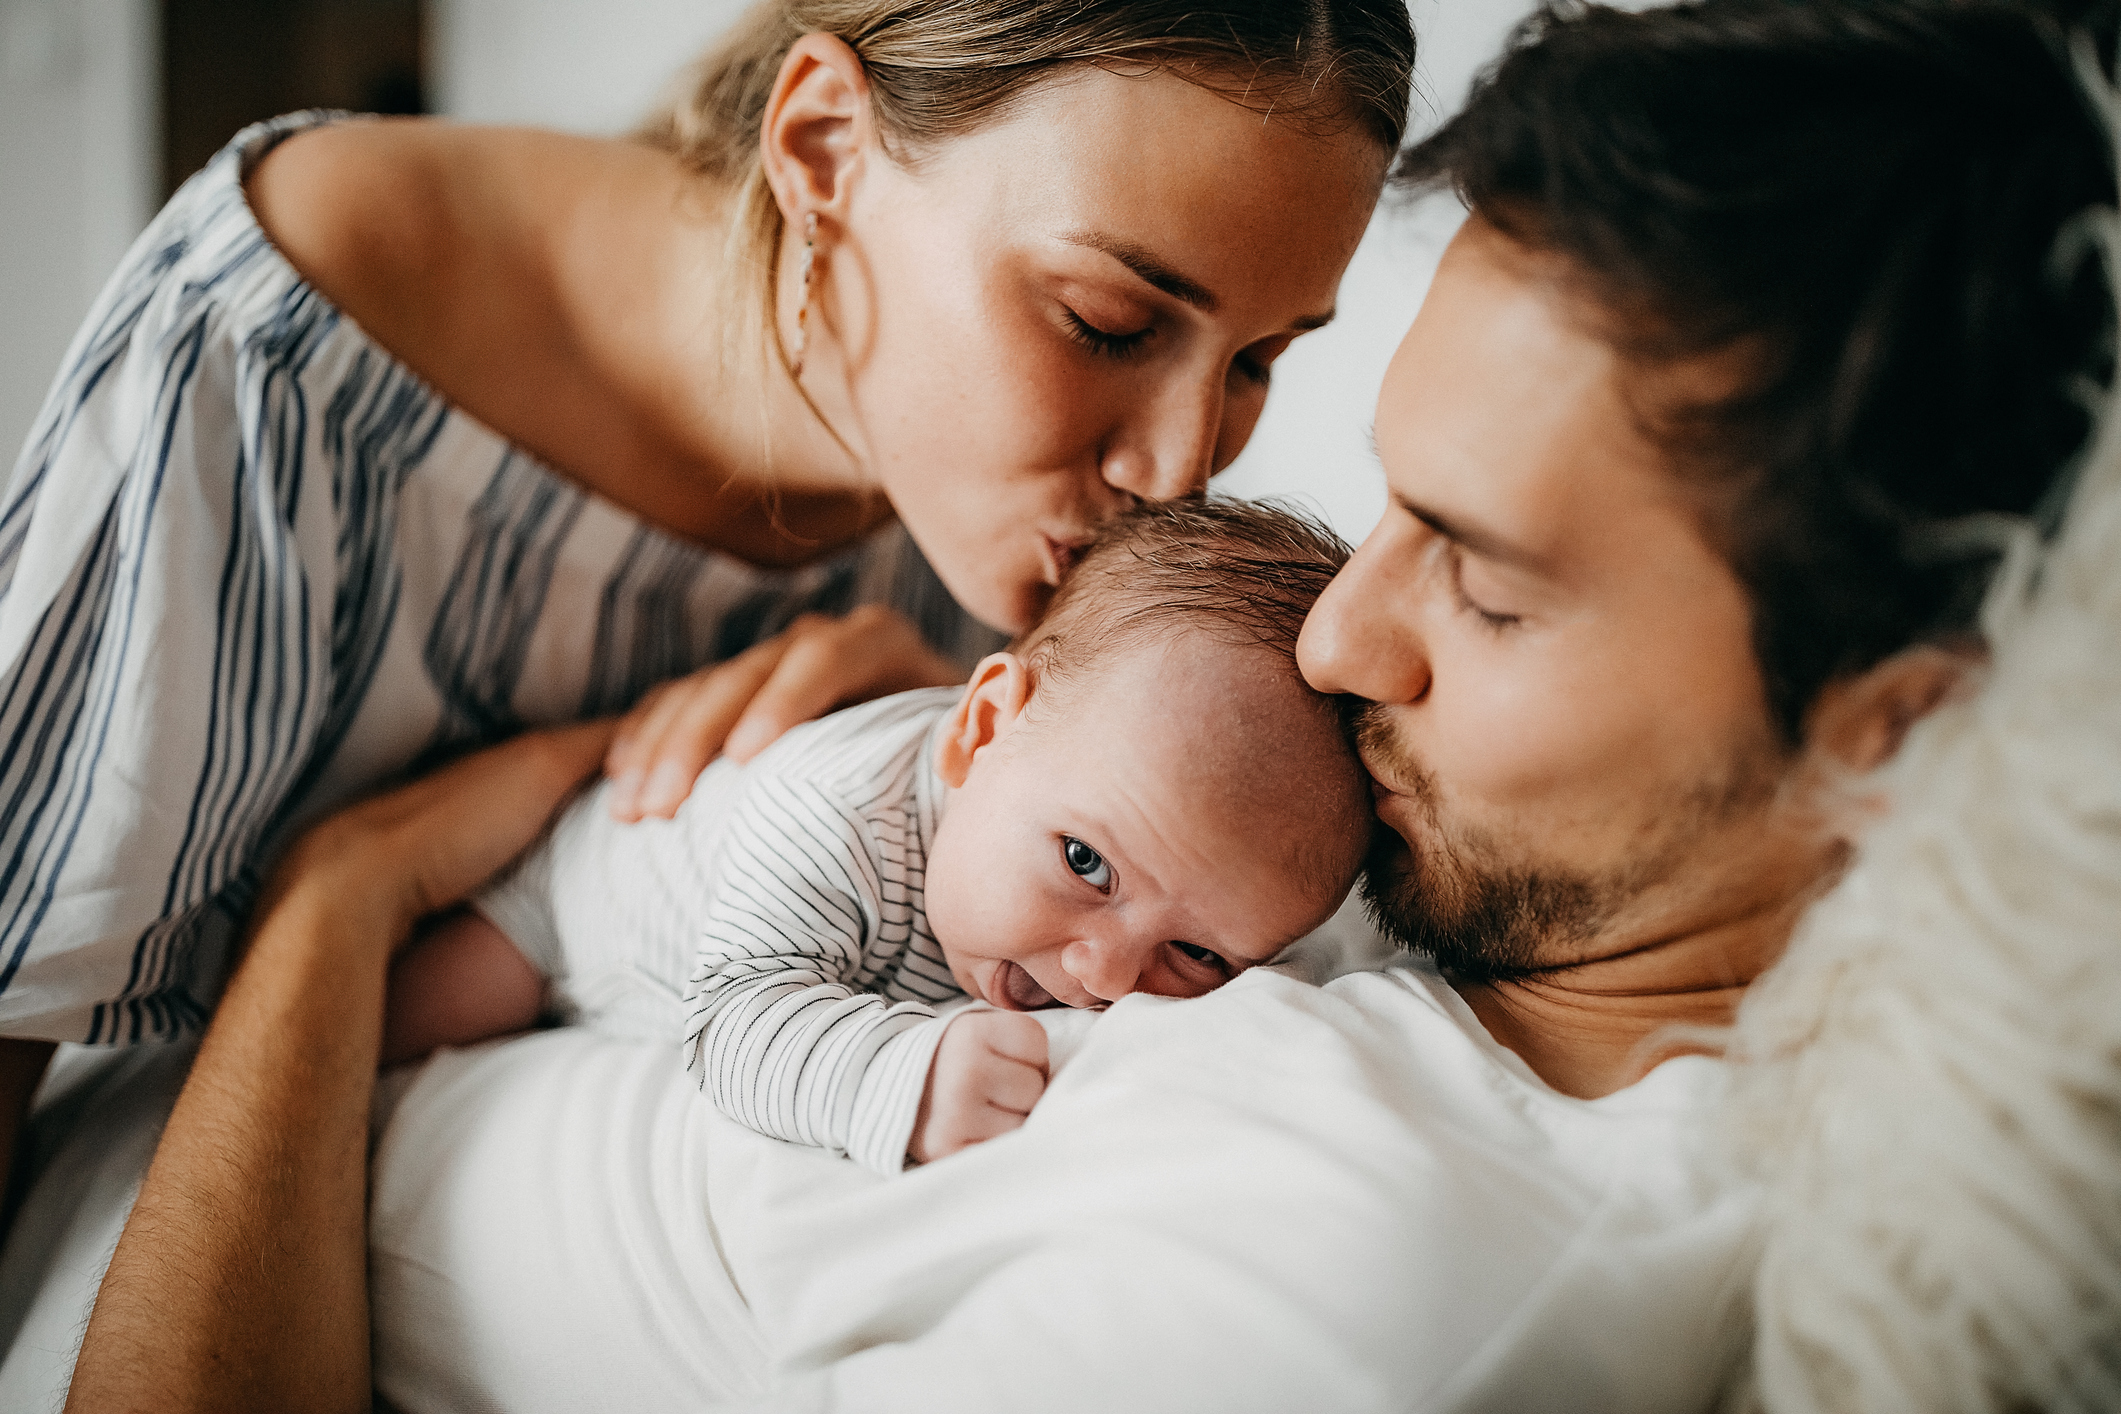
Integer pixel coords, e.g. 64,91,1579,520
638,0,1417,376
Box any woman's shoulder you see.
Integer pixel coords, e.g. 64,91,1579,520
240,119,754,536
242,120,448,314
245,121,675,361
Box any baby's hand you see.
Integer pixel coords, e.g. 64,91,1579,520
910,1011,1049,1165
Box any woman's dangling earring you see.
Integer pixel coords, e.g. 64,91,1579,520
789,211,819,379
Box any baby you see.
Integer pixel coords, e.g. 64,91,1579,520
383,499,1373,1172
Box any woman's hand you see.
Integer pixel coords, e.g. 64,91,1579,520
605,605,963,821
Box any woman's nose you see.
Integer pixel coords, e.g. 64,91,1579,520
1098,374,1221,504
1297,520,1433,705
1059,935,1149,1004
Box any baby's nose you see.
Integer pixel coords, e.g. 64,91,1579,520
1059,936,1146,1004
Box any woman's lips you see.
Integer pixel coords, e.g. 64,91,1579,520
993,961,1058,1011
1039,535,1089,587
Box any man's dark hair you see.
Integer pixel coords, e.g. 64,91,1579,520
1398,0,2117,741
1018,498,1351,692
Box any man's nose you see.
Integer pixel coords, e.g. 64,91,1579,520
1297,520,1433,705
1059,934,1150,1004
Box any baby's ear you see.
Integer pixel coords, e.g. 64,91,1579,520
936,652,1031,788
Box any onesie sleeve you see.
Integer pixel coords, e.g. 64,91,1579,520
683,769,954,1176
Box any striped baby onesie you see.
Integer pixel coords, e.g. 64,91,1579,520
476,686,969,1175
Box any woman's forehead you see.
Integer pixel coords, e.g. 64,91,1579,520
894,66,1384,305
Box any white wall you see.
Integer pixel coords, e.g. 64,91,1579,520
0,0,158,472
430,0,750,133
1217,0,1534,541
430,0,1541,546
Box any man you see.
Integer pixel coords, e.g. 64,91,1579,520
23,2,2114,1410
1301,0,2110,1098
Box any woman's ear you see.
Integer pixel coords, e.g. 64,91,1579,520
936,653,1032,788
758,33,873,224
1804,643,1979,774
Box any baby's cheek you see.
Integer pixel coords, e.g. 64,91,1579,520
924,819,1036,987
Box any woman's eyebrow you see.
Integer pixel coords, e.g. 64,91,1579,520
1060,231,1219,309
1059,231,1337,333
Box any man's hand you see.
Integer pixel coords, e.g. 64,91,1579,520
910,1011,1050,1164
277,719,619,952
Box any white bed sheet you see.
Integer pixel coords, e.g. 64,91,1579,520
369,965,1755,1413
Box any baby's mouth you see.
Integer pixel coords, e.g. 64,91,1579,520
994,961,1058,1011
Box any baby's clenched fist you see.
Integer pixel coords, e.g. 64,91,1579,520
909,1010,1049,1164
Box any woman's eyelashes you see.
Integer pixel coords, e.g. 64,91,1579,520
1231,335,1292,389
1061,834,1113,891
1061,307,1153,361
1060,304,1285,388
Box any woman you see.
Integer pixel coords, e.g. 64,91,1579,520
0,0,1416,1404
0,0,1410,1191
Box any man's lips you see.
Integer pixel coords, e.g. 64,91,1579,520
1365,765,1413,803
991,961,1059,1011
1363,766,1424,835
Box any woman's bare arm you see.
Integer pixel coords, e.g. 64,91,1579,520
65,721,616,1414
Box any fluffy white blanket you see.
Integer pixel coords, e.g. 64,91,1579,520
1727,51,2121,1411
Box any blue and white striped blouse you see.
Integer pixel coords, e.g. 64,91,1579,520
0,112,1001,1046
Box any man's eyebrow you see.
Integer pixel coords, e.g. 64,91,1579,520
1394,493,1543,569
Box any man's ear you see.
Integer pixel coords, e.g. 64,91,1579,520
936,653,1032,788
1804,644,1980,774
758,33,873,224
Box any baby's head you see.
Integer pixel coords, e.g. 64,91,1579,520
925,500,1373,1011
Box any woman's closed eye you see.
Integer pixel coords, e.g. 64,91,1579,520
1061,835,1113,891
1062,307,1153,362
1230,334,1294,390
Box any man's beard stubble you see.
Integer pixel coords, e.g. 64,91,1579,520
1350,703,1778,987
1356,790,1610,987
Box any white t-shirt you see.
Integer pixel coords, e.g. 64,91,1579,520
365,961,1754,1413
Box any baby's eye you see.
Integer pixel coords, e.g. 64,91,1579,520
1061,836,1113,891
1170,940,1232,976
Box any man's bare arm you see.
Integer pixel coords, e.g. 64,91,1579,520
64,721,615,1414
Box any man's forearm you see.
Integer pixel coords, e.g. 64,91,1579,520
61,720,614,1414
65,878,394,1414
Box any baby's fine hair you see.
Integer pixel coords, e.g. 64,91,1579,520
1017,498,1352,689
